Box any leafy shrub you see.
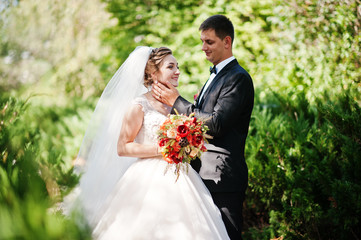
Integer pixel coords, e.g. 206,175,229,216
0,95,91,239
244,90,361,239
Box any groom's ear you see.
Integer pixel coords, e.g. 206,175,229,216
224,36,232,49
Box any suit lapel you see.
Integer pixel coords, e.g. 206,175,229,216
195,80,208,107
198,59,238,108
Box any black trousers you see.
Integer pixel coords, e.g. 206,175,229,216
210,192,245,240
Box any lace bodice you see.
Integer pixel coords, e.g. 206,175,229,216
133,95,168,145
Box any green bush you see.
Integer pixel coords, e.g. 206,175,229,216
0,95,91,239
244,90,361,239
242,0,360,238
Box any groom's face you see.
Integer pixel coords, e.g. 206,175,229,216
200,29,226,66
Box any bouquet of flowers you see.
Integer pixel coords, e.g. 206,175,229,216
157,110,211,179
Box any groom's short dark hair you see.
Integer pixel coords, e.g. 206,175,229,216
199,15,234,44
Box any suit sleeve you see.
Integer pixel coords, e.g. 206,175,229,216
172,71,254,138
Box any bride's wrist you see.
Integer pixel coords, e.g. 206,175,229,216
156,145,159,156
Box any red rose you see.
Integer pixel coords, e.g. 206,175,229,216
169,152,183,164
173,158,182,164
192,134,204,147
177,124,189,138
159,138,169,147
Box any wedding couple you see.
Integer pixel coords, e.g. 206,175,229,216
73,15,254,240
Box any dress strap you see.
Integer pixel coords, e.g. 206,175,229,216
133,95,152,113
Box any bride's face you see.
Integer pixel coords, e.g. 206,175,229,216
155,55,180,87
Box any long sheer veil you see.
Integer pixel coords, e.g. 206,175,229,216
66,46,153,227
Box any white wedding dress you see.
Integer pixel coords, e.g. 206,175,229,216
91,95,229,240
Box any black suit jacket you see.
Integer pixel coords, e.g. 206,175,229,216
172,59,254,192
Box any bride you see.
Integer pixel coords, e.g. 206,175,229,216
68,46,229,239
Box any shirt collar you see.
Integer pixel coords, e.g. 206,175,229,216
214,56,235,74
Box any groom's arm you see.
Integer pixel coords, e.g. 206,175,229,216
172,96,211,120
152,72,254,138
174,72,254,138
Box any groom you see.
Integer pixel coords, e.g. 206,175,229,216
153,15,254,239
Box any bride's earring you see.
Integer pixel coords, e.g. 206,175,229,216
151,72,158,84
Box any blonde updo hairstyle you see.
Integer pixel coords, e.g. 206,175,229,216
144,47,173,87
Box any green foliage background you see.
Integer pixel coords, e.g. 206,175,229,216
1,0,360,239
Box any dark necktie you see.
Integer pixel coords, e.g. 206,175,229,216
209,66,217,75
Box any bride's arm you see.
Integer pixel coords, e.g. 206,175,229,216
117,104,161,158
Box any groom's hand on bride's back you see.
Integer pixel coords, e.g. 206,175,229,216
152,81,180,107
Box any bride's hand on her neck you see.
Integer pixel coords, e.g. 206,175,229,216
152,81,179,107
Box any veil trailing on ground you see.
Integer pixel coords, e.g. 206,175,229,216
65,46,153,227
